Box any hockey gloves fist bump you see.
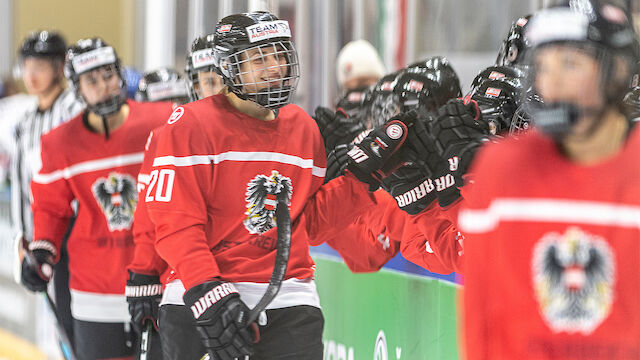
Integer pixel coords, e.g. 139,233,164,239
184,281,254,360
20,240,55,292
345,119,408,191
379,111,439,214
313,106,365,153
125,271,163,334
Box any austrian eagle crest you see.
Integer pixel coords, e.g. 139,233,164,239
532,227,615,335
243,170,292,234
92,172,138,231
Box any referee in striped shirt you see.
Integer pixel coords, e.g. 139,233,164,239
12,30,83,352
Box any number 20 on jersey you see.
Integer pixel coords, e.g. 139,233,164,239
145,169,175,202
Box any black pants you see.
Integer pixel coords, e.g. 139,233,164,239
158,304,324,360
73,319,135,360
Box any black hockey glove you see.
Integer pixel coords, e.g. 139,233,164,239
430,98,490,181
401,111,448,178
375,111,437,214
184,281,254,360
21,240,55,292
381,161,437,215
313,106,366,153
429,99,491,206
345,119,408,191
125,271,163,334
325,143,351,183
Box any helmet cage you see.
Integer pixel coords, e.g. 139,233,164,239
510,104,533,135
369,91,401,129
217,40,300,109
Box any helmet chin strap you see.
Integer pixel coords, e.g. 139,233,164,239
102,116,110,140
535,101,606,141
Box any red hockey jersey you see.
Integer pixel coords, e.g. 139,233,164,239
318,189,462,274
458,128,640,359
128,128,170,282
31,100,172,322
146,94,375,293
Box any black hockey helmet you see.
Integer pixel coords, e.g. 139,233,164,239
65,37,126,117
19,30,66,61
496,15,532,67
406,56,463,105
136,67,188,104
212,11,300,109
525,0,639,137
468,77,524,135
468,65,533,135
185,34,217,101
368,63,461,129
469,65,527,94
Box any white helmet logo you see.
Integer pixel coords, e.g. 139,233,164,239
386,123,404,140
168,107,184,124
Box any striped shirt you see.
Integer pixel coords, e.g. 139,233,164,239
10,88,83,241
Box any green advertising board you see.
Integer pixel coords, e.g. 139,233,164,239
313,254,460,360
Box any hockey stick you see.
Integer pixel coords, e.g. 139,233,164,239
139,321,153,360
43,291,76,360
201,189,292,360
21,238,77,360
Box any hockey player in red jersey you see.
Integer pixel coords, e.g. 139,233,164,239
144,12,398,360
125,34,226,359
26,38,173,359
456,2,640,359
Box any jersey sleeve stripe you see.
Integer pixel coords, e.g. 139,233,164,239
33,152,145,184
459,198,640,233
152,151,327,177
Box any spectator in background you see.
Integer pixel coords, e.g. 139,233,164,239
336,39,386,92
334,39,386,119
